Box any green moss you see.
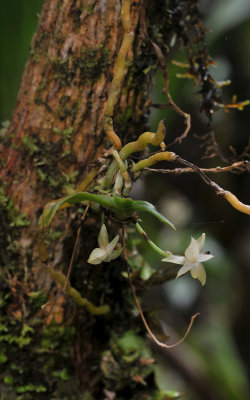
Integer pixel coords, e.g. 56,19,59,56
51,45,110,86
0,182,78,398
0,184,30,230
19,134,77,196
0,294,77,399
53,126,73,143
21,136,39,155
30,31,51,61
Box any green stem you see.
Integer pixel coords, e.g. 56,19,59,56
45,266,110,315
131,151,176,173
135,223,167,258
103,0,134,149
104,120,166,189
120,119,166,160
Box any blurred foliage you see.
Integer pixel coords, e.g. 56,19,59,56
0,0,249,399
0,0,43,120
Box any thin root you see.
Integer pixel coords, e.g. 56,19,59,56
122,227,199,349
42,202,91,309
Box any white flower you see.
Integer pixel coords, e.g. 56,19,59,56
161,233,213,285
87,224,122,265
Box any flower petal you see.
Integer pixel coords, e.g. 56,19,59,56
107,245,123,261
185,237,199,260
162,252,185,265
98,224,109,248
87,248,106,265
106,235,120,255
198,253,214,262
190,262,206,285
176,262,194,278
196,233,205,252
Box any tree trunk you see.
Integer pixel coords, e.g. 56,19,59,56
0,1,175,398
0,1,205,399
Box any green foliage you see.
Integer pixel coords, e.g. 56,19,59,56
116,330,151,358
16,384,46,394
128,253,155,280
0,352,7,363
101,330,154,391
152,391,184,399
52,368,70,381
38,192,175,230
0,322,34,348
28,290,48,310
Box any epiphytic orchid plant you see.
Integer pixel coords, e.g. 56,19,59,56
38,0,250,350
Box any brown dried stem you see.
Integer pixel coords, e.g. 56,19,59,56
42,202,91,309
151,42,191,147
141,153,250,215
122,227,200,349
146,161,250,175
63,202,91,291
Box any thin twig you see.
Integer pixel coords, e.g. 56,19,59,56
122,227,199,349
145,161,250,175
151,41,191,147
63,202,91,291
42,202,91,309
144,154,250,215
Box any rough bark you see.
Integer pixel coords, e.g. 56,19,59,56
1,0,152,212
0,1,176,399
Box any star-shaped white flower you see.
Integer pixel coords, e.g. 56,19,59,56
162,233,213,285
87,224,122,265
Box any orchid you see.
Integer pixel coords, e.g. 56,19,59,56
162,233,213,285
87,224,122,265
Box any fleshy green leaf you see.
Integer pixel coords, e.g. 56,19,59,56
38,192,115,229
132,200,175,229
154,390,185,399
38,192,175,230
140,262,155,280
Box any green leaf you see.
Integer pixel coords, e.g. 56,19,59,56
52,368,70,381
117,331,150,358
0,323,8,333
0,352,7,363
140,262,155,280
16,384,47,393
38,192,114,229
4,375,14,385
131,200,175,229
38,192,174,230
153,390,184,399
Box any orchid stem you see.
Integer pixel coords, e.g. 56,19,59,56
135,223,167,258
